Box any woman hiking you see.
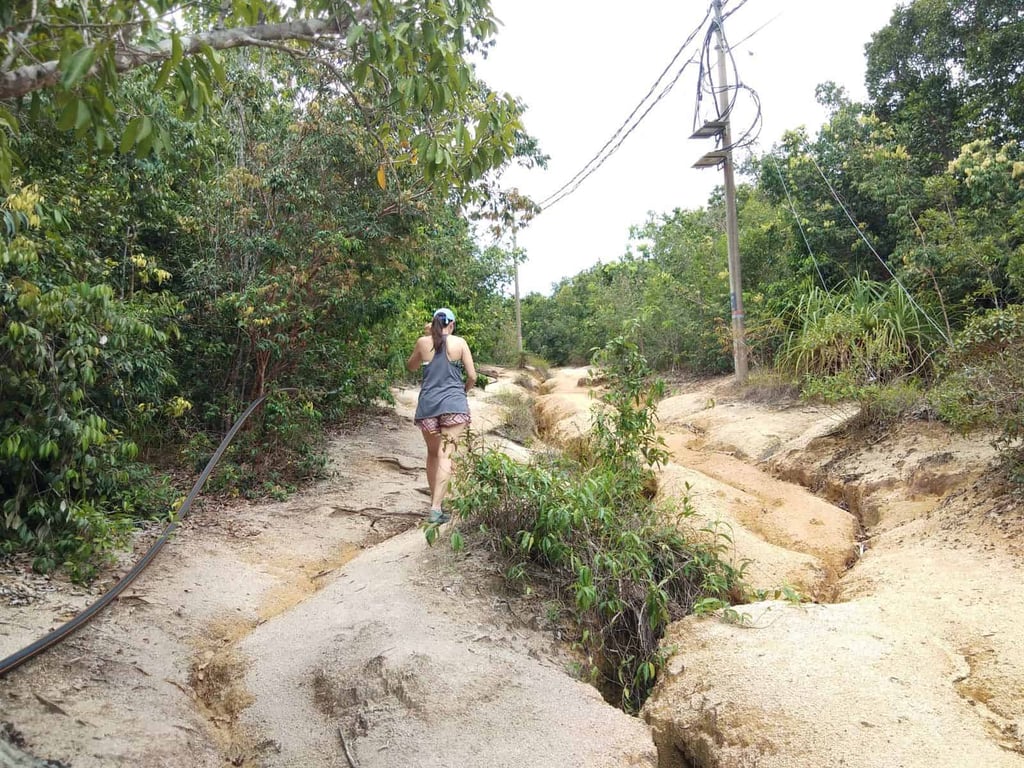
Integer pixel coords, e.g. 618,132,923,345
406,308,477,523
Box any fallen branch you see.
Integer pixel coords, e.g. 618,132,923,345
337,726,359,768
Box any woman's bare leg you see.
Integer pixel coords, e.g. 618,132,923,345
430,423,466,511
422,430,442,502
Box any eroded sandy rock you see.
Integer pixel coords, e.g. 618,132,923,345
646,380,1024,768
534,392,599,449
240,530,659,768
665,439,857,563
658,383,857,464
643,598,1022,768
657,463,837,597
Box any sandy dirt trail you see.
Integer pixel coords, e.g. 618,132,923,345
3,368,1022,768
533,370,1024,768
0,371,655,767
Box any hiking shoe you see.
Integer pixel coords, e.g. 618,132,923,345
427,508,450,524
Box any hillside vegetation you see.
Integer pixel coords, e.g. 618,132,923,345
2,0,1022,578
522,1,1024,481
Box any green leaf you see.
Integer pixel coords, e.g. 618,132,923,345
56,100,80,131
155,58,176,90
61,46,97,90
28,91,42,122
170,30,184,69
94,123,110,151
0,106,19,134
450,529,464,552
353,61,368,86
120,117,143,154
74,100,91,133
202,44,226,84
135,117,155,155
346,23,365,46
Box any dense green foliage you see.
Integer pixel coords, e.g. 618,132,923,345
932,304,1024,477
1,188,179,577
3,0,1023,574
447,331,743,710
523,204,736,372
864,0,1024,172
1,2,536,574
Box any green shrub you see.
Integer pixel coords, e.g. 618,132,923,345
1,196,180,579
447,329,742,711
490,390,537,445
588,323,669,500
515,352,548,377
931,305,1024,476
184,390,328,498
778,277,942,385
809,377,928,431
739,370,801,404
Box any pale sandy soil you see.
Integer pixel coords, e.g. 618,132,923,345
536,371,1024,768
2,368,1021,768
0,369,655,768
652,379,1024,768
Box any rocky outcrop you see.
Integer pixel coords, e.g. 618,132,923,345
644,382,1024,768
240,530,659,768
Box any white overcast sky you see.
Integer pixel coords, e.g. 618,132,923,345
473,0,905,295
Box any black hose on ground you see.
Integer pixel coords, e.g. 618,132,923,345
0,394,271,677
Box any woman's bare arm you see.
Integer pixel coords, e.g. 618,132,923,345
406,337,428,372
459,340,477,391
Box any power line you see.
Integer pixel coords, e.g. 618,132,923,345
729,10,784,50
537,2,766,213
729,83,762,152
537,5,713,211
768,152,828,290
694,10,762,155
722,0,753,21
805,151,952,345
542,56,701,211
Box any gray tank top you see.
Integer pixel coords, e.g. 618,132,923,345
414,337,469,419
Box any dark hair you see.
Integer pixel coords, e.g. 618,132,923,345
431,314,452,352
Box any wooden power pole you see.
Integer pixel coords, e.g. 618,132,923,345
692,0,748,383
513,231,524,366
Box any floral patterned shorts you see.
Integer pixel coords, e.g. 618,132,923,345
415,412,471,435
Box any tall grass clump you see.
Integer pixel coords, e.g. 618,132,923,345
775,278,946,425
447,326,743,711
489,389,537,445
778,277,941,387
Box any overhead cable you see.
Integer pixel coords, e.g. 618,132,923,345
541,55,702,211
768,152,828,290
722,0,753,21
729,10,785,50
693,4,764,157
538,5,714,211
805,152,953,345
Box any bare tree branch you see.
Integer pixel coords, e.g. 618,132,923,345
0,14,371,100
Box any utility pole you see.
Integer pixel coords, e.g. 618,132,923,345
692,0,748,383
512,230,524,366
